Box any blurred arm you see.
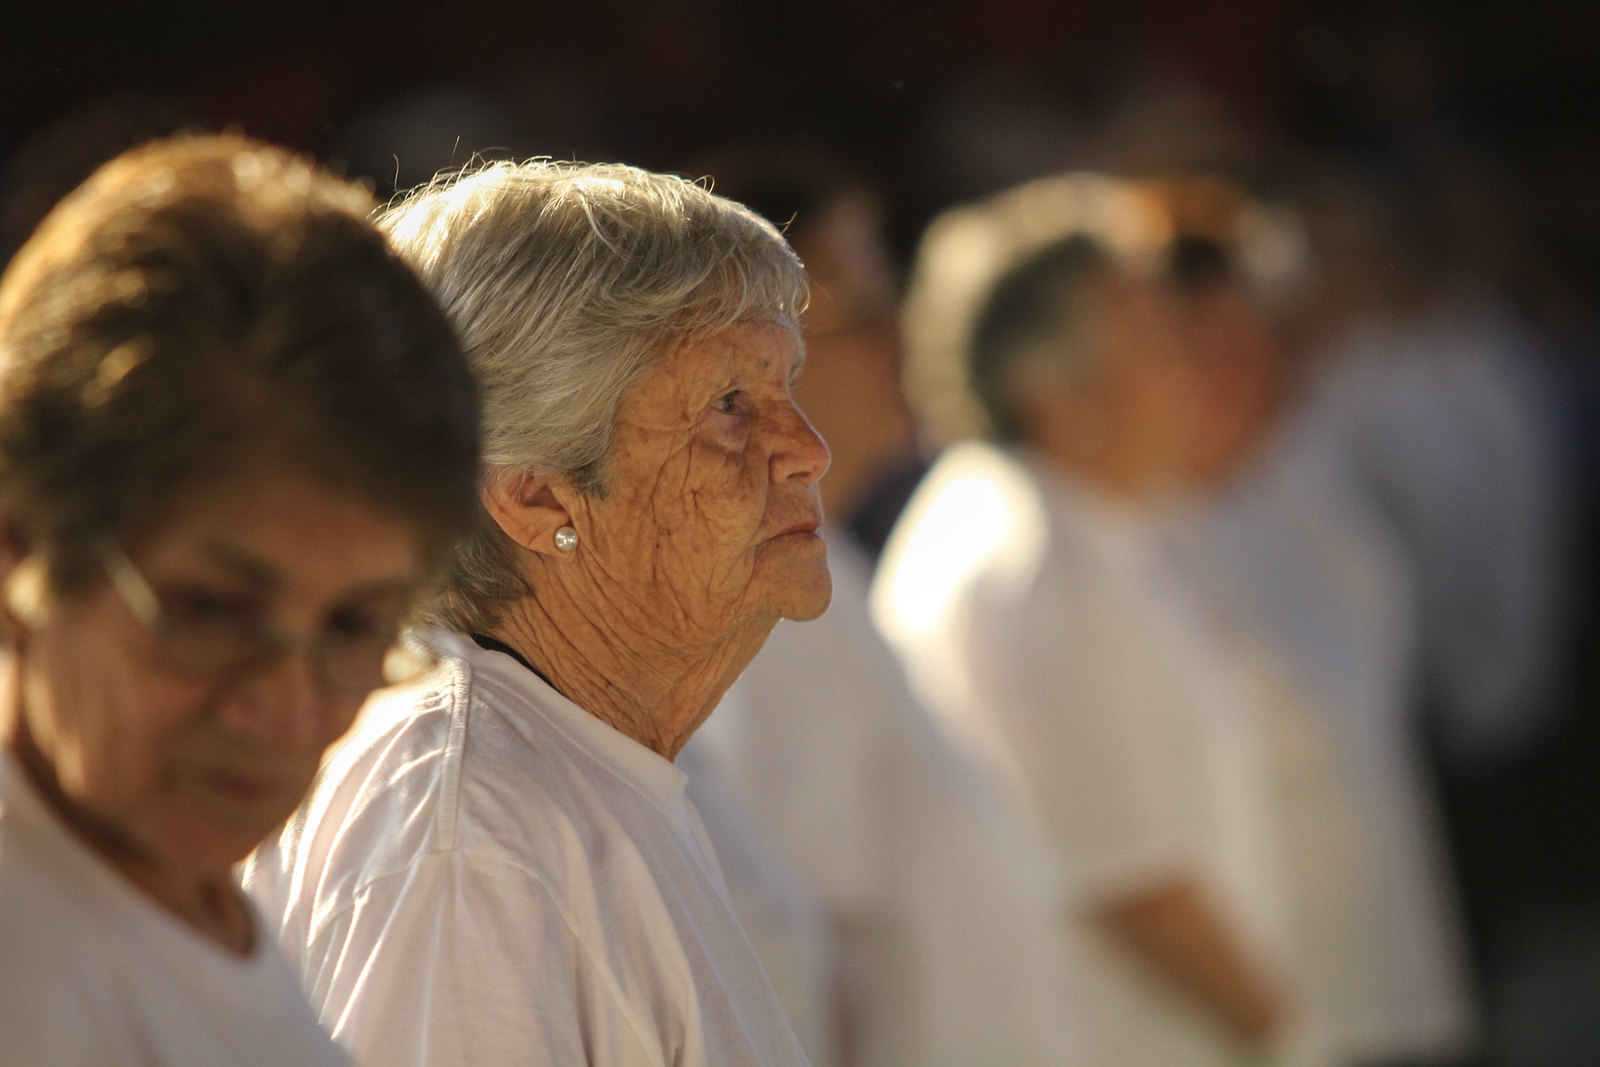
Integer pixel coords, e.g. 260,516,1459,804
1094,877,1287,1051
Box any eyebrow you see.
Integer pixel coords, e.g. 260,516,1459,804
195,542,281,589
195,541,416,602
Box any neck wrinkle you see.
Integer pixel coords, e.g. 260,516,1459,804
486,573,775,762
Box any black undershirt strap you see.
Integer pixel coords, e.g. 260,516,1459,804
469,633,553,687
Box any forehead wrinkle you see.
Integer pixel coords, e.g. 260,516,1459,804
732,325,793,378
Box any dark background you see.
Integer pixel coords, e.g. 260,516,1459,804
5,0,1599,254
5,2,1600,1061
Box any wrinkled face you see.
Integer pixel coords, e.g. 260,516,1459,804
570,320,832,643
1177,282,1284,486
5,463,426,879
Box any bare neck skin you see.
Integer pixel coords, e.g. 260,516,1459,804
0,662,255,954
487,582,776,762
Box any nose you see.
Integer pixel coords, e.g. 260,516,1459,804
216,646,330,752
769,400,831,486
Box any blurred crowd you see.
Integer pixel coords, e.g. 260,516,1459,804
4,6,1599,1064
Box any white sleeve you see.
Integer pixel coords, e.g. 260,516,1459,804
966,558,1205,903
303,850,657,1067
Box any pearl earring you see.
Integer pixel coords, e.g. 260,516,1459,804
553,526,579,552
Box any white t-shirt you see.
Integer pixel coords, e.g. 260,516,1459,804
1307,295,1567,765
0,750,348,1067
244,629,809,1067
690,534,1078,1067
873,443,1299,1067
1168,406,1476,1062
676,743,837,1067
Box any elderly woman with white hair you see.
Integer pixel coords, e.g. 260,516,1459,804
246,161,828,1065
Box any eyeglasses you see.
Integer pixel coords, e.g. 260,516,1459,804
101,541,412,697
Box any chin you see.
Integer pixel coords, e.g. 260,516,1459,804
144,824,266,880
752,535,832,621
778,567,833,622
164,792,302,872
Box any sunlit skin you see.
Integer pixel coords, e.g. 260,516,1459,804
0,463,427,953
486,319,832,760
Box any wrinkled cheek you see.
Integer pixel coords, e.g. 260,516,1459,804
664,544,762,627
677,490,766,555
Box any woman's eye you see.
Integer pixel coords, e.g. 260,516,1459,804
326,605,400,643
712,390,742,415
327,592,409,644
167,588,249,620
159,587,259,635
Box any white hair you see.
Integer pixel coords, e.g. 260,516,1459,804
902,171,1308,447
901,172,1160,447
380,159,807,630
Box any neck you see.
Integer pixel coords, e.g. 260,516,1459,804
114,852,256,954
486,579,775,762
1028,427,1174,505
1,657,255,955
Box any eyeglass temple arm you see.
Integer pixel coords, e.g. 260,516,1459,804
101,542,163,625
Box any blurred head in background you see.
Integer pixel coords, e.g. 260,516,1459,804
0,133,479,947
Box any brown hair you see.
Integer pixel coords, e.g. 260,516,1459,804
0,134,480,596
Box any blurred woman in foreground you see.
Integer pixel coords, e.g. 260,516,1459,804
0,135,480,1064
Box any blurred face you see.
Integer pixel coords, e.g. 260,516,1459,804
1095,278,1199,485
790,195,914,520
4,463,426,880
1177,282,1285,486
571,320,832,642
1025,275,1201,499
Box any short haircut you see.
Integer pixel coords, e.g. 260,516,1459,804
902,172,1159,447
967,234,1113,443
0,134,481,599
379,159,806,631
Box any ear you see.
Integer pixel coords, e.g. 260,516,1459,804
483,469,580,560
